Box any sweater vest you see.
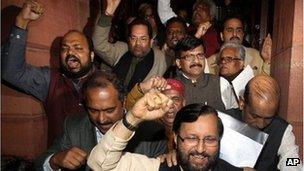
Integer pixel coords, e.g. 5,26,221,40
254,116,289,170
44,69,87,146
174,73,226,111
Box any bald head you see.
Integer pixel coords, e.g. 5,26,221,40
244,75,280,105
243,75,280,129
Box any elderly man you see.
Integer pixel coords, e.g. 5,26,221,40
240,75,302,170
208,16,272,75
2,0,96,145
34,71,167,170
172,36,237,111
218,42,246,82
87,92,242,170
93,0,167,91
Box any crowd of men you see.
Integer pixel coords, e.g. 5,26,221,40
2,0,302,170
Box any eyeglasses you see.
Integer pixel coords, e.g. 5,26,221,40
180,53,206,61
177,134,219,147
218,56,243,64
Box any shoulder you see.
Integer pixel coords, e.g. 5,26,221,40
153,47,166,59
245,47,261,58
64,114,91,129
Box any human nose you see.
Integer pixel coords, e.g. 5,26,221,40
97,112,107,123
195,139,206,153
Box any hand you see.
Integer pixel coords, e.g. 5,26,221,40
16,0,44,29
158,150,177,167
195,21,212,39
260,34,272,63
50,147,87,170
140,76,171,94
105,0,121,16
129,90,173,124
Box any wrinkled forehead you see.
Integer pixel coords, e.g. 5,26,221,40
62,31,88,44
224,18,243,28
167,22,186,31
163,89,184,98
182,45,205,55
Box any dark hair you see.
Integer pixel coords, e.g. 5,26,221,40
82,70,126,103
221,15,245,32
175,36,205,58
166,16,187,33
127,18,153,39
63,30,94,52
173,104,224,137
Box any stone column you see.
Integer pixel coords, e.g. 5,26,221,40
272,0,303,158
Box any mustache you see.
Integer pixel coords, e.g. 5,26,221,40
97,121,113,126
65,55,80,63
230,36,241,41
190,63,203,68
189,151,211,158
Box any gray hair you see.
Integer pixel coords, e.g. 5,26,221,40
217,42,246,61
193,0,217,19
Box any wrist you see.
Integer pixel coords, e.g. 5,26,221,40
138,83,145,94
49,155,60,170
15,15,29,30
104,9,114,16
123,111,142,131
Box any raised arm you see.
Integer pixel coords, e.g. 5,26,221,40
93,0,128,66
87,90,173,170
157,0,177,24
125,76,170,110
2,0,50,101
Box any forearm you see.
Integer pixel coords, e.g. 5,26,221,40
2,26,50,101
261,62,270,75
93,14,127,66
87,121,135,170
125,83,144,110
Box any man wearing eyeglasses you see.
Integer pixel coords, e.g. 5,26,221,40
239,75,302,170
87,90,242,170
218,42,245,82
93,0,167,91
172,36,238,112
207,16,272,76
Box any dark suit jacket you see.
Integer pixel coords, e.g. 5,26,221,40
34,114,168,171
34,114,96,171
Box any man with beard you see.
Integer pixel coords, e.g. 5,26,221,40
172,36,238,112
2,0,96,145
239,75,302,170
93,0,167,91
207,16,272,76
87,96,242,170
162,17,188,67
34,70,168,170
